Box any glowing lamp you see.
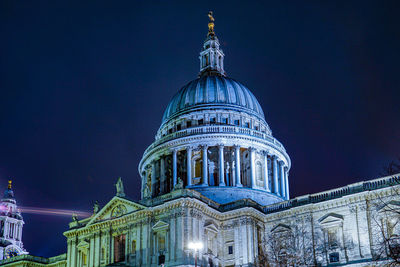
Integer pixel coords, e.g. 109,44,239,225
188,241,203,250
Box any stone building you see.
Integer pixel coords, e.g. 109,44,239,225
1,14,399,267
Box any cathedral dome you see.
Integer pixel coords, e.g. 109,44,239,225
162,75,265,124
139,13,291,206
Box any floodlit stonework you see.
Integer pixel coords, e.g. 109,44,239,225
1,14,399,267
0,181,28,260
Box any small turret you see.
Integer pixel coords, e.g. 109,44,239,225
0,180,27,259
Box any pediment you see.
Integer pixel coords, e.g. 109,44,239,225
152,220,169,231
319,213,344,226
204,221,219,233
87,196,145,225
378,200,400,213
77,240,89,248
271,223,291,233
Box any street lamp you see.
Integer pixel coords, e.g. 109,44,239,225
188,241,203,267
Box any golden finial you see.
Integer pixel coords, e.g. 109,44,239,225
8,180,12,189
208,11,215,36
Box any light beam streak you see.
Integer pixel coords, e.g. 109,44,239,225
18,206,91,218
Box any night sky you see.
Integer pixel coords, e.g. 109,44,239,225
1,0,399,258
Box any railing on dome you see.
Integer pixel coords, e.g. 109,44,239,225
263,174,400,214
144,125,285,156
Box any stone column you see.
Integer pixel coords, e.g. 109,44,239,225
89,235,95,266
249,148,256,188
234,146,242,187
263,152,270,191
218,145,225,186
172,149,178,188
272,156,279,194
94,233,100,267
160,156,166,194
187,147,192,187
202,145,208,186
4,221,8,239
151,160,157,197
71,239,77,267
280,162,285,198
285,167,290,199
67,240,72,267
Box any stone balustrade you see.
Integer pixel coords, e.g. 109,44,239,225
143,124,286,157
263,174,400,214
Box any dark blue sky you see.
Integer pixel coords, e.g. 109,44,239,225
0,0,399,258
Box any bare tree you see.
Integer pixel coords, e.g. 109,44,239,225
260,217,316,267
370,194,400,266
381,157,400,176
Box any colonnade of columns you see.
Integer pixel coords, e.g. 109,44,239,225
0,220,22,241
146,145,290,200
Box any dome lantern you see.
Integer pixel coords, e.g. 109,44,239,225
199,11,226,77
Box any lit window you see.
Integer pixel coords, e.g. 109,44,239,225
234,120,240,126
131,240,136,254
101,247,105,260
328,229,338,248
222,118,228,124
245,122,250,128
82,252,87,265
158,235,165,250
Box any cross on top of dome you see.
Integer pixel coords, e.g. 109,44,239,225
199,12,226,77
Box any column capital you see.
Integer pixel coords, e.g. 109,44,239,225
262,150,270,156
218,144,224,149
201,145,208,150
233,145,241,150
284,166,289,171
248,147,256,152
170,147,179,153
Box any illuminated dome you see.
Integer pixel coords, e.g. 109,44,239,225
162,76,265,124
139,14,290,206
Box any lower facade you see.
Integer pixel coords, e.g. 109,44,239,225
1,174,399,267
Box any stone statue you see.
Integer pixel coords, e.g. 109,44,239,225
93,201,99,214
208,11,214,22
174,176,184,190
143,184,151,198
115,177,125,197
72,213,78,222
